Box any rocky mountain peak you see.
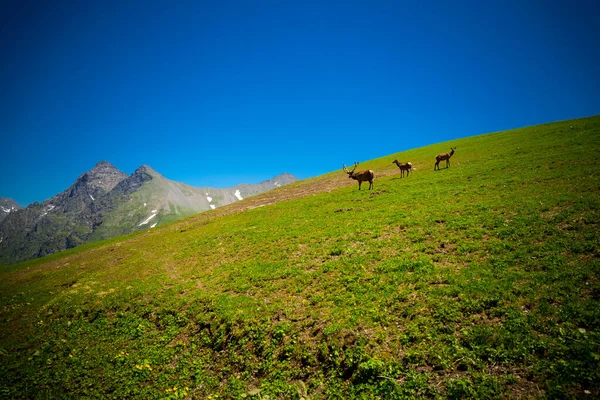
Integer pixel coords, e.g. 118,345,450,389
133,165,162,178
94,160,114,168
0,197,21,209
77,161,129,192
113,165,158,196
0,197,22,223
272,173,297,184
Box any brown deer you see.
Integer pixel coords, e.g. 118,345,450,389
343,162,374,190
434,147,456,170
392,160,413,177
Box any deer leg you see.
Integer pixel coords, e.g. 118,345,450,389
358,181,362,190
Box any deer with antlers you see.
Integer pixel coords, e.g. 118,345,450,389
343,162,374,190
434,147,456,170
392,160,413,177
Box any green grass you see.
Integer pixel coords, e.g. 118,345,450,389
1,116,599,399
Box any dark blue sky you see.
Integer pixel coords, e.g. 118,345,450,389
2,0,599,206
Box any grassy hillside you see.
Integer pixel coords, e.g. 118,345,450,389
1,116,599,399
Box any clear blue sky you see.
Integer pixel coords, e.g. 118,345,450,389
1,0,599,206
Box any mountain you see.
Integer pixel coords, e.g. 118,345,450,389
231,172,297,197
0,197,22,223
88,166,297,241
0,162,297,265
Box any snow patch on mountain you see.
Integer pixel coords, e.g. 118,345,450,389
40,204,55,217
234,190,243,201
139,213,158,226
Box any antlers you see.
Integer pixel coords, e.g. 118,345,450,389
343,162,359,175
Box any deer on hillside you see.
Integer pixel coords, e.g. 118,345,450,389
392,160,413,177
343,162,374,190
434,147,456,170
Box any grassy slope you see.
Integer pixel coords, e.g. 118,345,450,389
1,116,599,399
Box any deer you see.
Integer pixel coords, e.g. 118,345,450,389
434,147,456,170
343,162,374,190
392,160,413,177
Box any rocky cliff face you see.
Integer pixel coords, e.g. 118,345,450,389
0,198,22,223
0,162,129,264
68,160,129,194
0,163,298,265
113,165,156,196
48,161,129,216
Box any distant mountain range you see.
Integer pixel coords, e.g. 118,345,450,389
0,162,297,265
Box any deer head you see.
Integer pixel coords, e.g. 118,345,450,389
343,162,359,178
